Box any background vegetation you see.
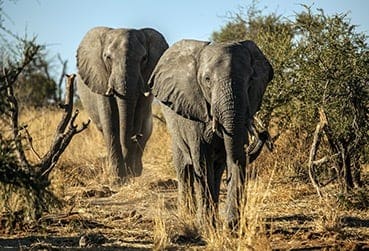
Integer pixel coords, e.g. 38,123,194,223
212,3,369,193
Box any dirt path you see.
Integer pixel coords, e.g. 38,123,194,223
2,175,369,250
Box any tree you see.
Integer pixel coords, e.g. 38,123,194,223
211,4,369,193
292,8,369,192
0,1,89,227
12,45,68,107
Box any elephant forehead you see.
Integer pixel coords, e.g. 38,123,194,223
201,46,236,64
107,30,145,56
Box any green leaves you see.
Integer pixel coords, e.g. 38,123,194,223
211,3,369,176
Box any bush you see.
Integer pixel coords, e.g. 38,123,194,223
211,4,369,192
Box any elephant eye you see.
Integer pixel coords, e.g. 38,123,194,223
204,75,211,86
142,54,148,64
104,52,112,61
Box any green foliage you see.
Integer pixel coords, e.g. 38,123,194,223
293,8,369,132
211,3,369,190
212,18,248,43
15,73,56,107
1,4,58,108
11,44,58,107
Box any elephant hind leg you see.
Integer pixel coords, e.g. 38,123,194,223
179,165,196,216
173,147,196,216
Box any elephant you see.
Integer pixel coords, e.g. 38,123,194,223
76,27,168,181
149,39,273,229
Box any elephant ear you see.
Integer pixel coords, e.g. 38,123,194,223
77,27,111,95
149,39,211,122
242,40,274,117
140,28,169,83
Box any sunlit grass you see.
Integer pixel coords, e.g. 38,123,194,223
1,105,368,249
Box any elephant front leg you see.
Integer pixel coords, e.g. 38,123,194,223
192,146,221,229
105,134,127,179
98,99,127,182
225,162,246,231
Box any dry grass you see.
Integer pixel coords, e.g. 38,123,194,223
1,104,369,250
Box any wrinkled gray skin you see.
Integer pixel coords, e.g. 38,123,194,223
76,27,168,180
149,39,273,229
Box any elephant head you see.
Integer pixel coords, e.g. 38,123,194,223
77,27,168,178
149,39,273,227
77,27,168,98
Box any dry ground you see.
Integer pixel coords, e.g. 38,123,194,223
1,104,369,250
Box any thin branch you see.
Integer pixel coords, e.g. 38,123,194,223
312,153,339,166
312,156,329,166
24,125,42,161
308,107,328,198
57,54,68,102
5,69,29,168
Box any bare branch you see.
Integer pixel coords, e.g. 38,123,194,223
39,74,89,178
308,107,328,198
57,74,75,133
76,120,91,134
24,125,42,161
312,153,339,166
56,54,68,102
312,156,329,166
5,71,29,169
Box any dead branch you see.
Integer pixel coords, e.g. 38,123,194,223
56,54,68,102
1,45,41,170
38,74,90,178
308,108,328,198
312,153,339,166
24,125,42,161
6,83,30,169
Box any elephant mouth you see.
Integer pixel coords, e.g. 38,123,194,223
105,76,151,98
210,115,272,159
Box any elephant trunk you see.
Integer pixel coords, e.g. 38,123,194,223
215,82,248,229
215,82,247,166
113,67,144,177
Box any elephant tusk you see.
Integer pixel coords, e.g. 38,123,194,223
105,86,114,96
212,117,218,132
143,91,151,97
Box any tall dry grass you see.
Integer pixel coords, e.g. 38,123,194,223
18,103,174,190
4,104,367,249
14,106,311,247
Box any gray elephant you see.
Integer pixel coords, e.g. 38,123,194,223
76,27,168,181
149,39,273,229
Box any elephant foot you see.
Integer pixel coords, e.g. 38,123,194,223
120,159,143,178
225,218,239,233
225,207,240,232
